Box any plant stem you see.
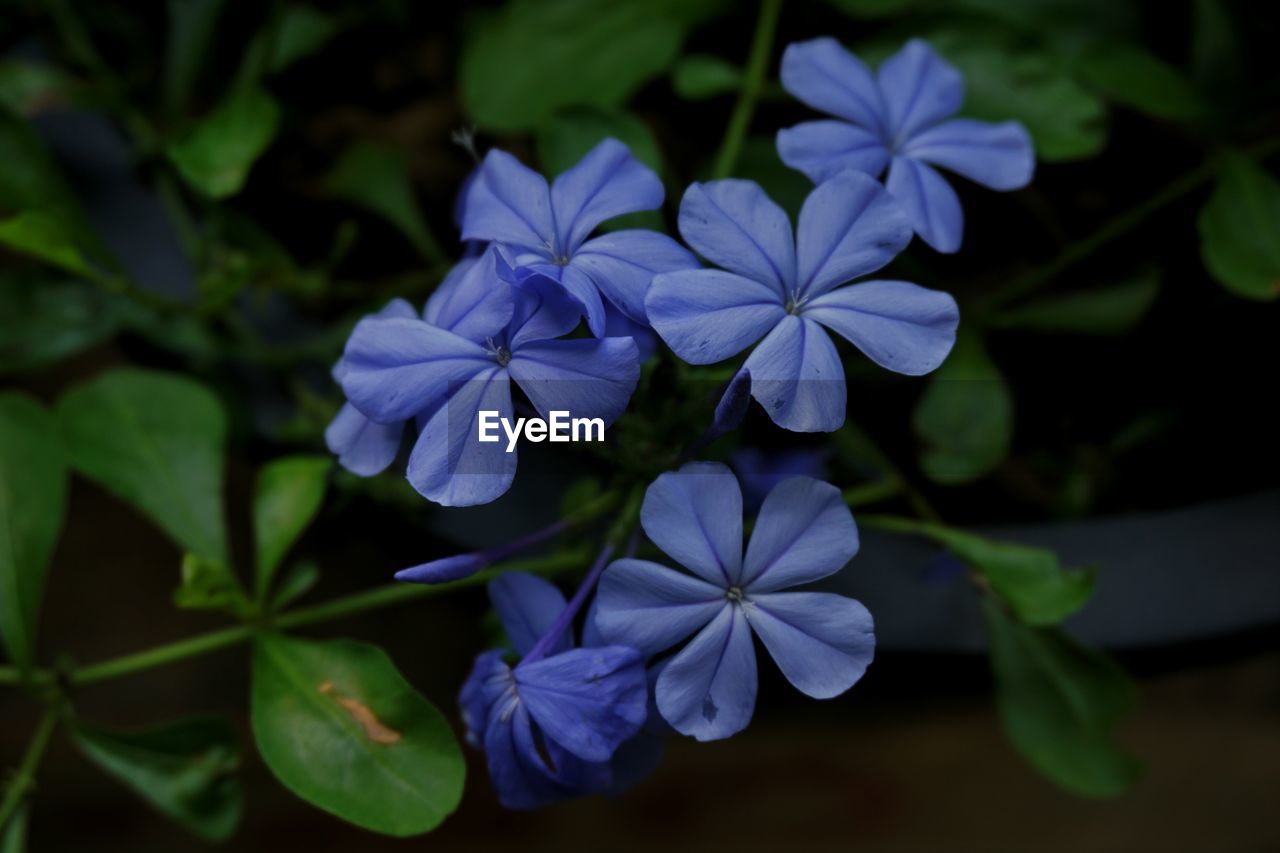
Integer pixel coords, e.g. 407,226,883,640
842,479,902,508
65,550,585,687
711,0,783,179
0,709,59,829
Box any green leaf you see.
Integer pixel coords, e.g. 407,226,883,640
912,331,1012,484
269,560,319,610
163,0,226,114
167,88,280,198
461,0,725,132
252,455,330,599
325,143,442,261
1075,42,1205,121
1197,152,1280,301
71,716,243,842
57,369,228,563
988,269,1160,335
821,0,918,17
0,275,123,373
0,804,27,852
874,517,1094,624
251,633,464,836
671,54,741,99
266,6,339,74
174,553,247,615
0,59,79,114
0,211,94,276
536,108,665,231
933,35,1106,162
0,394,66,669
980,598,1142,797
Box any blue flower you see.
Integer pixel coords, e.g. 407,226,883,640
777,37,1035,253
730,445,829,512
460,571,649,809
646,172,959,432
338,246,640,506
595,462,876,741
461,138,698,336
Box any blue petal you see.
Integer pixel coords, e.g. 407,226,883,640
903,117,1035,191
655,604,757,741
332,298,419,384
731,446,830,513
461,148,555,254
507,337,640,426
395,553,485,584
744,315,845,433
776,120,890,184
780,37,888,135
405,368,516,506
744,592,875,699
459,649,506,747
595,558,727,655
516,646,648,762
885,155,964,253
711,366,752,437
500,265,589,348
324,402,403,477
795,171,912,298
550,138,664,252
640,462,744,586
877,39,963,141
801,280,958,375
602,298,658,361
572,229,698,323
677,181,796,296
740,476,859,592
646,269,785,365
340,316,494,423
489,571,570,657
422,250,514,343
485,701,602,810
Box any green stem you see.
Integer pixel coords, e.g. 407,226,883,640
711,0,783,179
983,135,1280,314
842,479,902,508
0,709,59,829
833,422,942,523
66,550,585,687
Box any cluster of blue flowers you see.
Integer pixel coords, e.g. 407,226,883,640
327,38,1032,808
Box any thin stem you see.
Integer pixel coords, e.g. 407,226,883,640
833,422,942,523
64,550,585,687
0,709,59,829
711,0,783,179
522,543,615,664
842,479,902,508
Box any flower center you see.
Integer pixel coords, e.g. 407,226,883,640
784,296,804,315
486,337,512,366
725,585,745,603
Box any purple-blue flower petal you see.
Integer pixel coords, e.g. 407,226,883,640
405,368,516,506
802,279,958,376
677,180,796,296
743,315,845,433
339,316,493,423
741,476,859,592
324,402,404,477
780,37,887,135
489,571,570,657
885,155,964,253
744,592,875,699
711,366,752,436
461,149,554,253
595,558,728,655
422,251,514,343
572,229,699,323
903,117,1035,191
550,138,664,253
602,298,658,360
640,462,744,586
646,269,785,364
795,171,912,298
655,604,757,741
776,119,890,184
500,267,588,348
515,645,648,762
877,38,963,141
507,337,640,425
395,552,485,584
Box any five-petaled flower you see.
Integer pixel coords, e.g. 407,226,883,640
462,138,698,336
460,572,649,809
595,462,876,741
646,172,959,432
777,38,1035,253
338,246,640,506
